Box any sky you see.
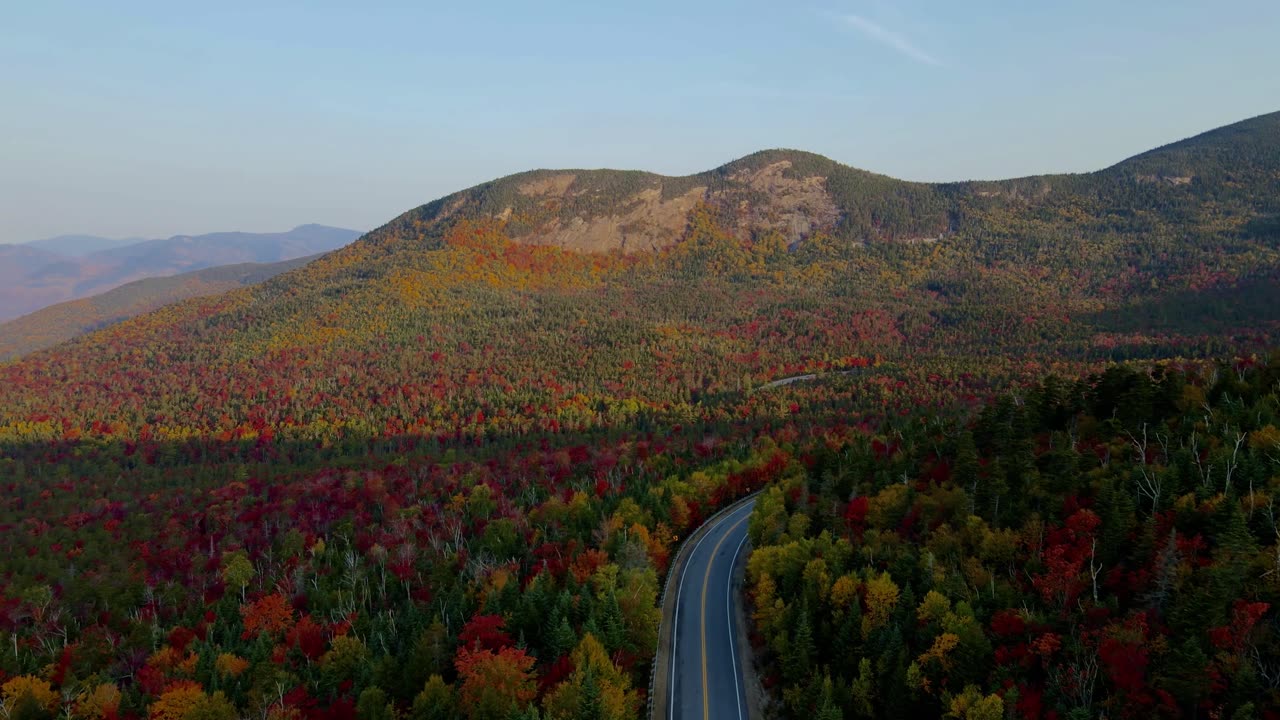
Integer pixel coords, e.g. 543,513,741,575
2,0,1278,244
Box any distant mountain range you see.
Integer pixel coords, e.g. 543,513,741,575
0,224,361,322
23,234,147,256
0,255,321,359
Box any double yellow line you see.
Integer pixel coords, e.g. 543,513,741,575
699,513,749,720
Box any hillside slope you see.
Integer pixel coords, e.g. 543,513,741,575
0,254,321,360
1,112,1277,436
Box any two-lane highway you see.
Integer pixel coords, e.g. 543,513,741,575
666,498,755,720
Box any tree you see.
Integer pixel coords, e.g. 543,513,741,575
851,658,875,718
185,692,238,720
149,682,206,720
575,670,604,720
221,552,255,601
862,572,900,638
547,613,578,659
816,675,844,720
322,634,371,686
543,634,638,720
459,614,513,651
357,687,395,720
946,686,1003,720
784,605,815,684
241,593,295,638
74,683,122,720
410,675,455,720
455,646,537,720
0,678,58,720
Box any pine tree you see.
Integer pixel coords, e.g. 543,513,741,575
548,613,578,659
785,605,815,684
816,675,844,720
576,668,604,720
851,658,875,718
595,591,626,652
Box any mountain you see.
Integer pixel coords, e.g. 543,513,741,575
374,148,951,255
0,243,66,285
358,112,1279,258
0,224,361,321
1,113,1279,720
0,254,321,360
23,234,145,256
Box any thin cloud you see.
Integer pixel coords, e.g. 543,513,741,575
840,13,942,67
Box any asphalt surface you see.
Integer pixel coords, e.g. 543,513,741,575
667,499,755,720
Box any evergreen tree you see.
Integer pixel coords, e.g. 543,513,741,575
815,675,844,720
784,605,815,684
356,687,395,720
575,668,604,720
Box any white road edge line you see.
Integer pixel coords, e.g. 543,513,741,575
727,527,749,720
670,502,750,720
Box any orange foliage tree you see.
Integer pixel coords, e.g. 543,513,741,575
454,646,537,720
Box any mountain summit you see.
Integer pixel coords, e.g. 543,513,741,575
355,111,1280,258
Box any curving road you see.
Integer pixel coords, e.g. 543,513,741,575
662,498,756,720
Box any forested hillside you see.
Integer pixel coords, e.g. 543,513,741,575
748,361,1280,719
0,112,1277,720
0,255,322,360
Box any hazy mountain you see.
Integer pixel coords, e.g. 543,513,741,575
0,254,322,360
0,224,361,321
23,234,145,256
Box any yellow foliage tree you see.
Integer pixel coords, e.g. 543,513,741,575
149,682,205,720
830,574,860,616
76,683,122,720
862,571,900,638
917,590,952,625
214,653,250,679
1,676,59,717
543,634,639,720
946,685,1004,720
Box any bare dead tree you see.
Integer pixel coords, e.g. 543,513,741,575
1089,538,1102,604
1225,429,1247,496
1127,423,1162,510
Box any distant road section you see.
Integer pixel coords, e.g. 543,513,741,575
655,498,756,720
755,368,867,391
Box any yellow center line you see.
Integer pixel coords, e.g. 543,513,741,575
701,512,750,720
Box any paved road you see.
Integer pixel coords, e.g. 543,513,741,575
754,369,863,391
667,499,755,720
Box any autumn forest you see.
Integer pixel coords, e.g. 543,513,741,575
2,111,1280,720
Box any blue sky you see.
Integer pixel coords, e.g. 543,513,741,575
2,0,1278,243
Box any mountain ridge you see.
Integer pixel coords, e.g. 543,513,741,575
352,110,1278,258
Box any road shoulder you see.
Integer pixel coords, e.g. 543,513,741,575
729,533,769,719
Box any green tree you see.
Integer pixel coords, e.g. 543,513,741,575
410,675,455,720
